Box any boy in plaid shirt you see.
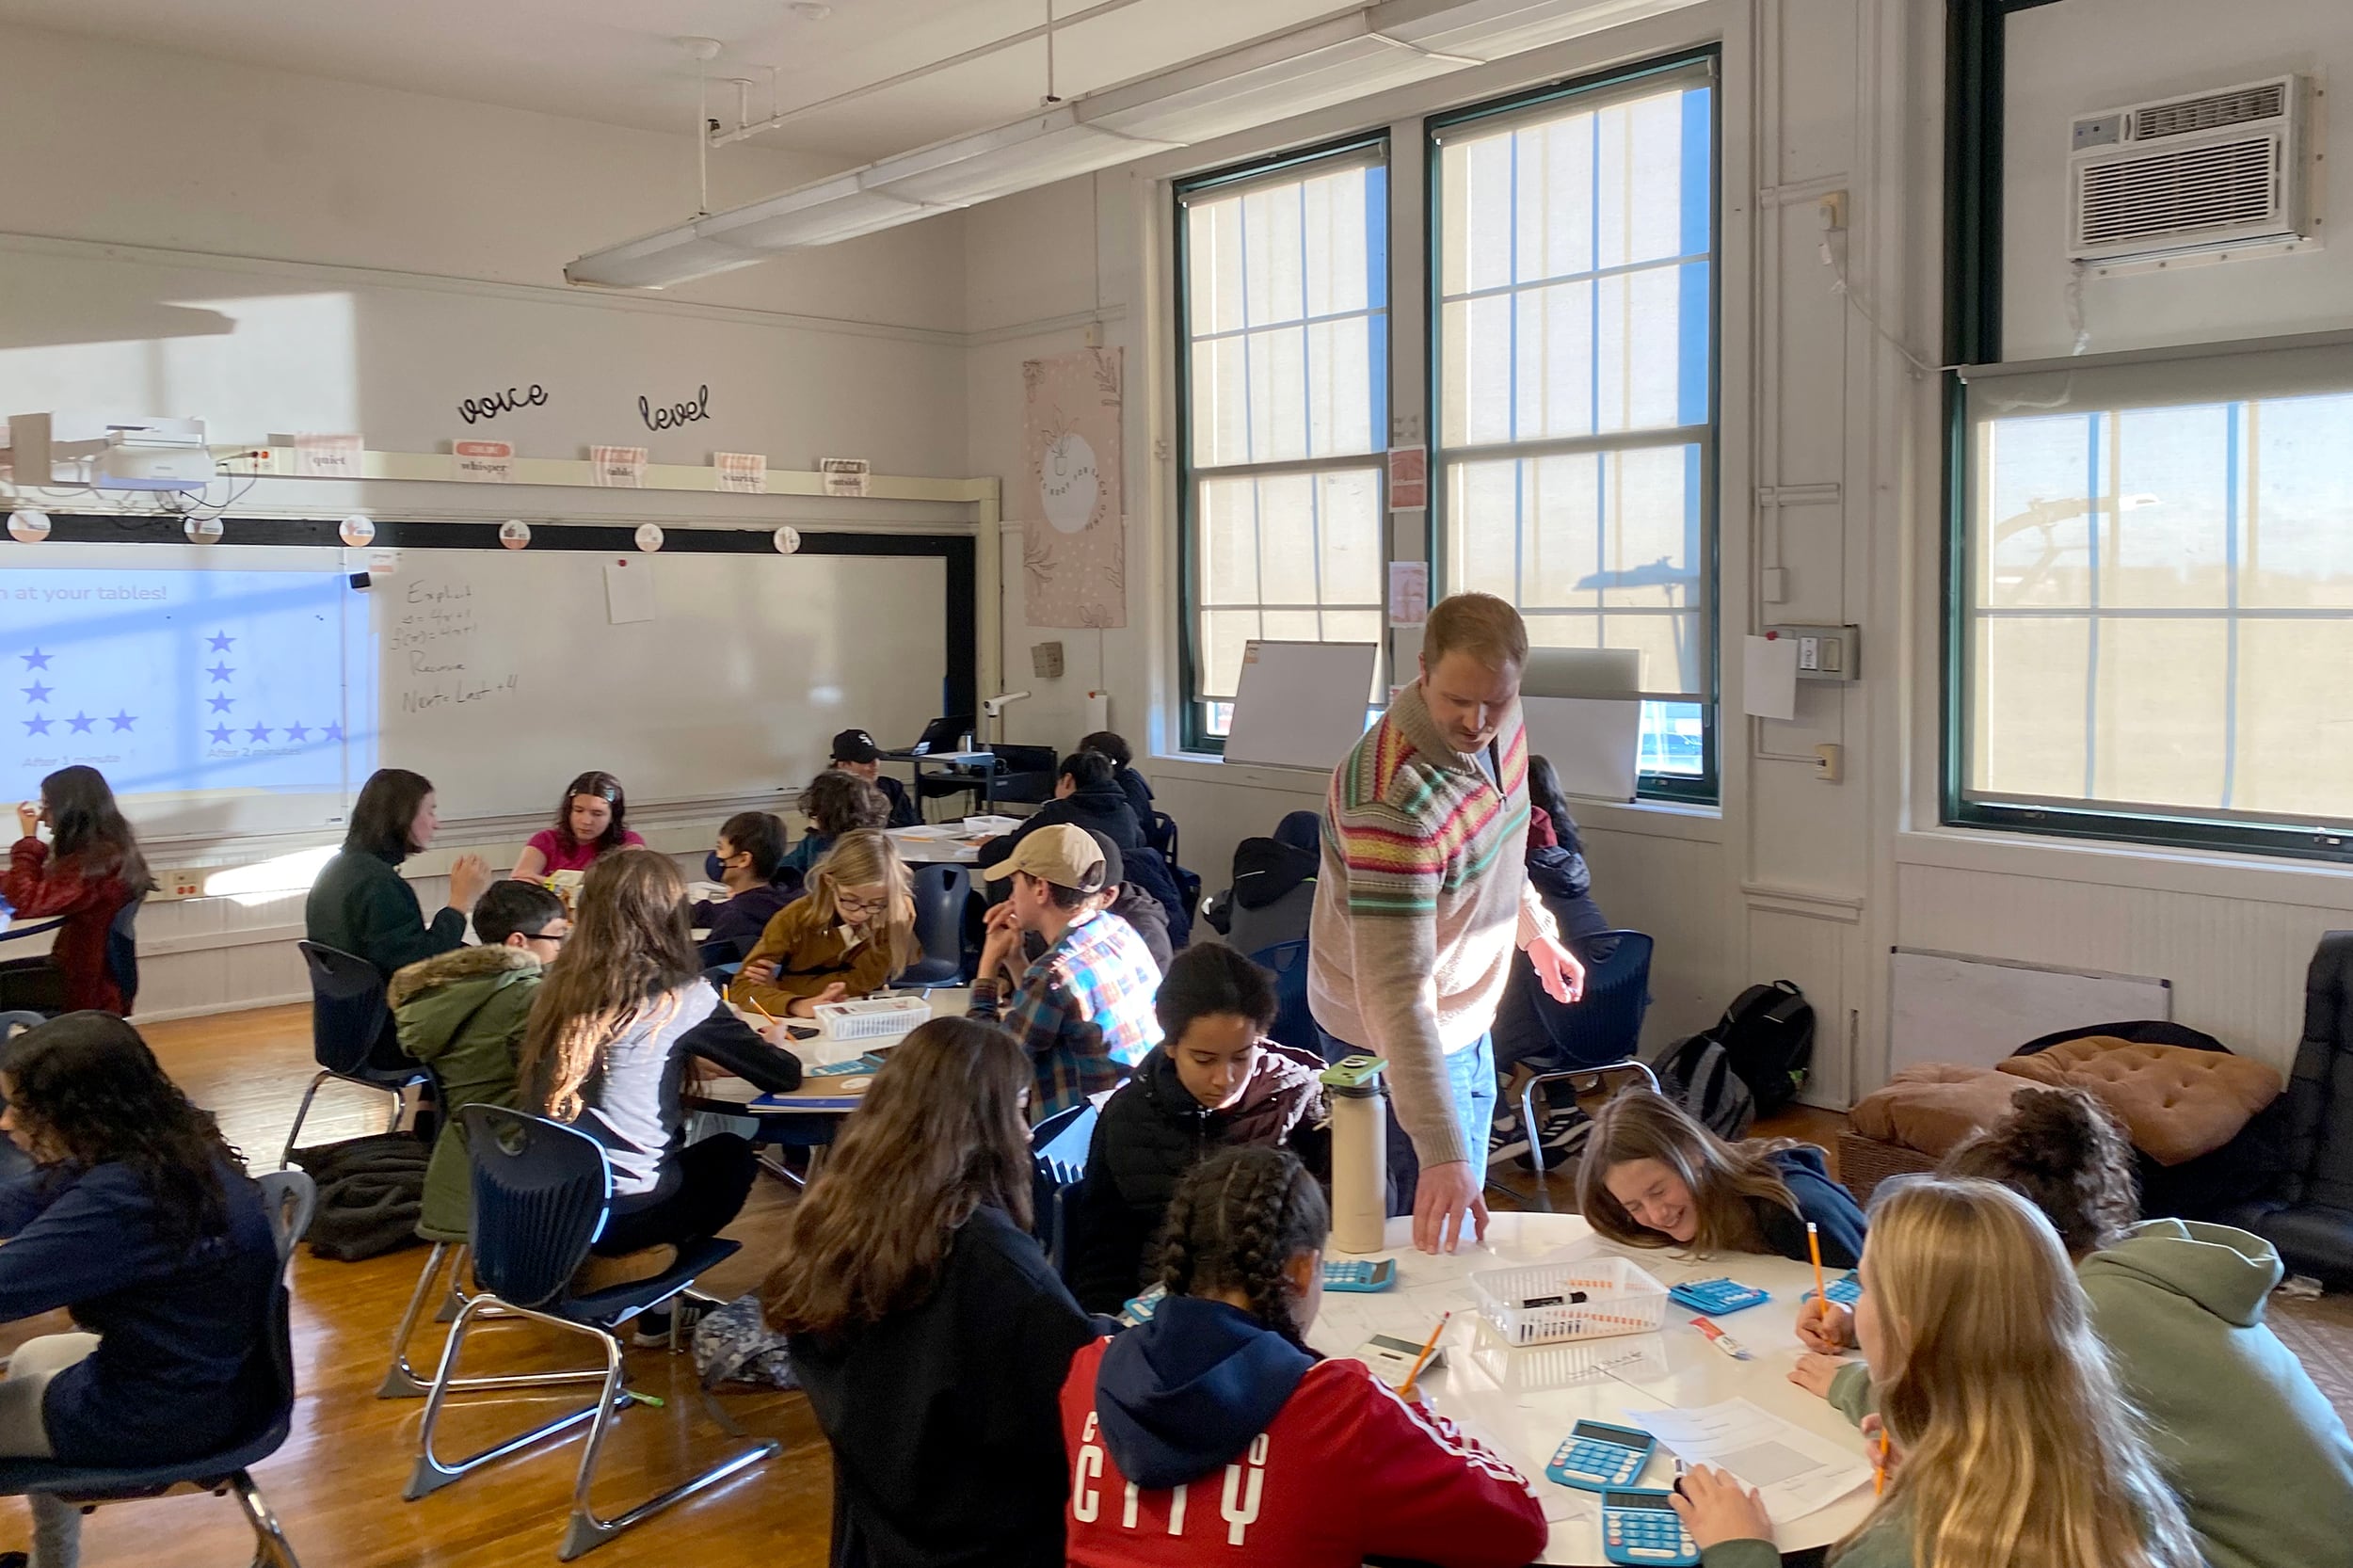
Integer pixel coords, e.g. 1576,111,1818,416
970,824,1162,1119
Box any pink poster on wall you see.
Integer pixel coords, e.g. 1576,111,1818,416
1020,347,1126,630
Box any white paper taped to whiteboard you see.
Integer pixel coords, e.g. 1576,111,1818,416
1889,949,2170,1076
1223,640,1377,772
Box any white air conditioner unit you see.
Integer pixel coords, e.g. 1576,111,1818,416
2066,74,2315,263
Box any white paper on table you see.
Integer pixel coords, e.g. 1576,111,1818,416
685,881,729,903
1633,1398,1872,1523
1535,1482,1596,1525
1742,634,1801,721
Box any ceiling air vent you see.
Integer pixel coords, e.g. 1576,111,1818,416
2067,74,2314,262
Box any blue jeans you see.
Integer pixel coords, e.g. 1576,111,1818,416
1317,1028,1496,1216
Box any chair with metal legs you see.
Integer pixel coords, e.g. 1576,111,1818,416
283,941,427,1166
1513,931,1658,1176
405,1105,777,1560
378,1240,475,1398
0,1171,317,1568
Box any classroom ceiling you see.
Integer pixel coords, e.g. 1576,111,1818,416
0,0,1360,163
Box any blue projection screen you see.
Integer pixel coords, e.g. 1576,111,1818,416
0,551,375,838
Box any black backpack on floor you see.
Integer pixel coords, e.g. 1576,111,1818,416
1716,981,1815,1116
1652,1033,1756,1141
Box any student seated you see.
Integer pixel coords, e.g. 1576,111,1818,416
1079,729,1154,831
518,849,802,1291
1577,1088,1865,1266
728,830,914,1018
1068,945,1328,1313
0,1014,281,1568
690,809,799,960
510,769,645,881
781,770,891,880
971,825,1162,1122
1523,754,1609,946
829,728,919,828
3,766,153,1015
1201,808,1320,957
390,880,568,1245
1788,1086,2353,1568
1678,1176,2202,1568
763,1016,1095,1568
307,769,492,1067
997,751,1146,853
1063,1145,1547,1568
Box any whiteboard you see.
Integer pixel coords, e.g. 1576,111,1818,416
0,538,952,841
1889,948,2172,1076
1223,640,1378,772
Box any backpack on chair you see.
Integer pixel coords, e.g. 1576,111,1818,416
1651,1033,1755,1141
1716,981,1815,1116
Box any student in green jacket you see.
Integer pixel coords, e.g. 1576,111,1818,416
1792,1086,2353,1568
389,880,568,1242
1684,1176,2201,1568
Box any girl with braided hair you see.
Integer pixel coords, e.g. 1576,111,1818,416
1060,1145,1546,1568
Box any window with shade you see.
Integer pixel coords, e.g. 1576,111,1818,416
1431,57,1718,799
1176,138,1390,749
1953,341,2353,861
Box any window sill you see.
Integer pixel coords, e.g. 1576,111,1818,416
1897,824,2353,912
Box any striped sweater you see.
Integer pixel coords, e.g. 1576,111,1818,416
1306,680,1555,1168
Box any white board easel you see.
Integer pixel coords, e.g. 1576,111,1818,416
1888,948,2172,1076
1518,648,1642,803
1223,640,1378,772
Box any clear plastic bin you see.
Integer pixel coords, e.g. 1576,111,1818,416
1470,1256,1670,1346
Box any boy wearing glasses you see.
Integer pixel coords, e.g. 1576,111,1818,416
1063,941,1330,1313
390,879,571,1244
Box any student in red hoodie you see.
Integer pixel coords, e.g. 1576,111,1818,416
3,767,151,1015
1062,1145,1547,1568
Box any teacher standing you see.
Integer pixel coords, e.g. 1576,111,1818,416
1308,593,1584,1253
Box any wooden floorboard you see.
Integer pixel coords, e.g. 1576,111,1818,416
0,1008,1861,1566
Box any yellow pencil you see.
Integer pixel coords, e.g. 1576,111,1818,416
1399,1311,1451,1400
1806,1221,1828,1311
744,994,779,1028
1874,1426,1889,1496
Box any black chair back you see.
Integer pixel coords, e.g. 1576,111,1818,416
105,891,144,1012
1252,938,1318,1059
1534,930,1655,1070
459,1105,612,1312
900,863,971,986
296,940,396,1079
248,1170,315,1440
1031,1102,1097,1278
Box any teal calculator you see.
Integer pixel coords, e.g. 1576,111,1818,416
1667,1277,1769,1315
1322,1258,1396,1292
1601,1488,1698,1566
1119,1284,1165,1325
1801,1271,1863,1306
1545,1419,1655,1491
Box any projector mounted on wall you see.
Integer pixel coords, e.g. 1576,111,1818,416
3,411,215,493
2067,74,2318,266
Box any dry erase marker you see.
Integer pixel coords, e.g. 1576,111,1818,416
1689,1316,1751,1360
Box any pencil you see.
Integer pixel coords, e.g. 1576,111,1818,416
1399,1311,1451,1399
1806,1222,1828,1309
744,995,779,1028
1874,1427,1888,1496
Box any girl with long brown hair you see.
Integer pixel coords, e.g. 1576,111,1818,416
1577,1088,1866,1265
518,848,801,1272
1678,1176,2203,1568
762,1016,1093,1568
728,829,915,1017
511,768,645,880
3,765,155,1015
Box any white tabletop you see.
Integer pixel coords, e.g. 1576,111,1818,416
1306,1213,1875,1566
699,986,975,1107
883,824,985,864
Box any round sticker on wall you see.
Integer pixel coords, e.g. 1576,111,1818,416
339,514,376,548
774,525,801,555
7,509,52,544
184,516,225,543
634,523,664,553
499,519,532,550
1039,431,1100,535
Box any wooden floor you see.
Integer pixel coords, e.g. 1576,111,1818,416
0,1008,1850,1568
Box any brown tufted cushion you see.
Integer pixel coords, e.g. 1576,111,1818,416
1996,1036,2283,1165
1850,1064,2035,1157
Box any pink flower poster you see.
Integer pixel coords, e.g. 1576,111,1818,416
1020,347,1126,629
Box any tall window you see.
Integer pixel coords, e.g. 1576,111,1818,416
1177,139,1389,748
1432,58,1718,798
1955,344,2353,859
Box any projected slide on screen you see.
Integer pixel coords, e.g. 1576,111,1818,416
0,563,373,830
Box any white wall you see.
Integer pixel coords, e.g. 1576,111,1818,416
962,0,2353,1101
2002,0,2353,360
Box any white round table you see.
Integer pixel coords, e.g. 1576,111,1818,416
882,824,986,864
1305,1213,1876,1566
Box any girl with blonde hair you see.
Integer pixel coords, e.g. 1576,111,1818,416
1577,1088,1866,1265
1678,1176,2202,1568
729,828,916,1018
519,848,803,1281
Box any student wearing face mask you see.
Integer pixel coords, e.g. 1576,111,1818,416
510,770,645,880
1067,945,1329,1314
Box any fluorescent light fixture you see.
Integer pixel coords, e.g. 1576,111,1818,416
863,105,1180,206
1370,0,1699,61
563,0,1707,286
1079,15,1464,146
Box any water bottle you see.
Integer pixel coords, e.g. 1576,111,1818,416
1322,1054,1389,1256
